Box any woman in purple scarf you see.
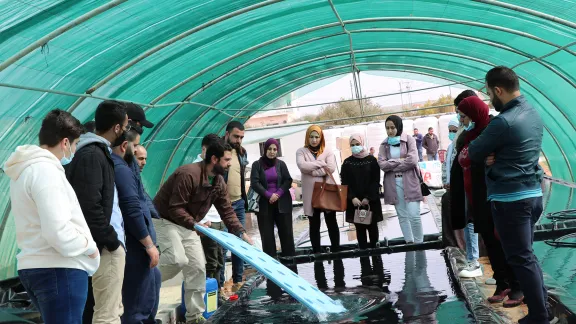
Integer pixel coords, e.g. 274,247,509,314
249,138,295,259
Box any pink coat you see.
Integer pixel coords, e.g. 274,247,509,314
378,133,423,205
296,147,336,216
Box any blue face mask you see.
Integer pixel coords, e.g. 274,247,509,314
351,146,363,154
60,142,74,166
388,136,400,145
464,122,476,131
448,132,456,141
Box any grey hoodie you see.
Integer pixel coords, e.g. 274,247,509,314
77,132,111,152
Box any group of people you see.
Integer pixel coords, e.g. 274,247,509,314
441,67,553,324
6,101,254,324
4,64,553,324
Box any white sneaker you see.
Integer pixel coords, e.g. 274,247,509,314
458,261,482,278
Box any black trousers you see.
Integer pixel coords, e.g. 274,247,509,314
309,209,340,253
492,197,548,323
356,223,379,249
256,204,296,259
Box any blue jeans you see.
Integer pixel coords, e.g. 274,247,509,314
395,178,423,243
426,153,438,161
19,268,88,324
463,222,479,262
417,149,423,162
492,197,548,323
222,199,246,283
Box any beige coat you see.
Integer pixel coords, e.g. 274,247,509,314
296,147,336,216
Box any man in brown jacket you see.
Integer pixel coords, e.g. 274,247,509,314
422,127,440,161
153,140,253,324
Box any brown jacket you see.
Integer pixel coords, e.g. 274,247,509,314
153,162,245,235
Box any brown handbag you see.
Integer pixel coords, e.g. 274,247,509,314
312,167,348,212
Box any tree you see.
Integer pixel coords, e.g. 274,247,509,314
405,94,454,117
297,98,387,126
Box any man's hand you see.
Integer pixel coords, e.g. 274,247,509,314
89,250,99,259
196,222,210,237
486,153,496,166
352,198,362,207
269,193,279,204
242,233,254,245
362,198,369,206
146,245,160,268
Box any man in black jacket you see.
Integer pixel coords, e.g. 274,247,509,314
66,100,129,324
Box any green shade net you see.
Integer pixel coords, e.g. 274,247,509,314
0,0,576,309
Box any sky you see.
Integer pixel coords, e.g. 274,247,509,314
266,71,477,116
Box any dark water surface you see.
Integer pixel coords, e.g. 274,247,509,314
213,250,474,323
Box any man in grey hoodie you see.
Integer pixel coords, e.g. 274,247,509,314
66,100,129,324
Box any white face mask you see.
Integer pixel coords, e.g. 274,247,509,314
351,146,363,154
60,141,74,165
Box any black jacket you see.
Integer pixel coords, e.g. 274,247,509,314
250,159,293,215
65,138,120,252
340,155,383,224
450,143,494,234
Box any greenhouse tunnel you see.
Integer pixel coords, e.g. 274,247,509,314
1,0,576,316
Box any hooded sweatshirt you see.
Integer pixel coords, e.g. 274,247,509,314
4,145,99,275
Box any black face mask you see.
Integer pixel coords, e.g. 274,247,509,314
492,95,505,112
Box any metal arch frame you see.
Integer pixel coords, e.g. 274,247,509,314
327,0,365,114
142,26,574,146
158,65,481,181
209,49,493,110
66,0,283,111
0,0,128,73
235,63,480,113
146,17,575,105
473,0,576,30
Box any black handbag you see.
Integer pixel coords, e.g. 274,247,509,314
416,167,431,196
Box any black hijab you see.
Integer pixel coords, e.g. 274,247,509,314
385,115,404,136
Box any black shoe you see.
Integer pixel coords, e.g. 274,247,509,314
518,304,558,324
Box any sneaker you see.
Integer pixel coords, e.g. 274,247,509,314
458,261,482,278
485,278,497,285
487,287,511,303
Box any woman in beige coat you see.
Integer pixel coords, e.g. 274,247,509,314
296,125,340,253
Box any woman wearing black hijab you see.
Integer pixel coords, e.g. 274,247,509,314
378,115,424,244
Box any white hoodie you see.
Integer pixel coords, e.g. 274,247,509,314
3,145,100,275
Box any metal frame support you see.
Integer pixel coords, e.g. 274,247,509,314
66,0,282,112
0,0,128,73
327,0,365,115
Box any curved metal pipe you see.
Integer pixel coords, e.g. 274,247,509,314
473,0,576,30
148,17,573,105
161,66,481,181
144,26,571,144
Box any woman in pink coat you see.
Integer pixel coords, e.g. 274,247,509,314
296,125,340,253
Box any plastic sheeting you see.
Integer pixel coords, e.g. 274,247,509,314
0,0,575,301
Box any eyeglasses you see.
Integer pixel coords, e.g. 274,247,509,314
449,130,458,133
124,124,132,132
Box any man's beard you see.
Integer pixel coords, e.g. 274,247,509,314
213,163,226,176
492,95,504,112
124,149,134,165
227,139,241,151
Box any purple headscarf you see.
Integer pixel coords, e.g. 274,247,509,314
259,138,279,170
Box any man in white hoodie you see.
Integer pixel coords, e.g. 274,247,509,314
4,109,99,324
